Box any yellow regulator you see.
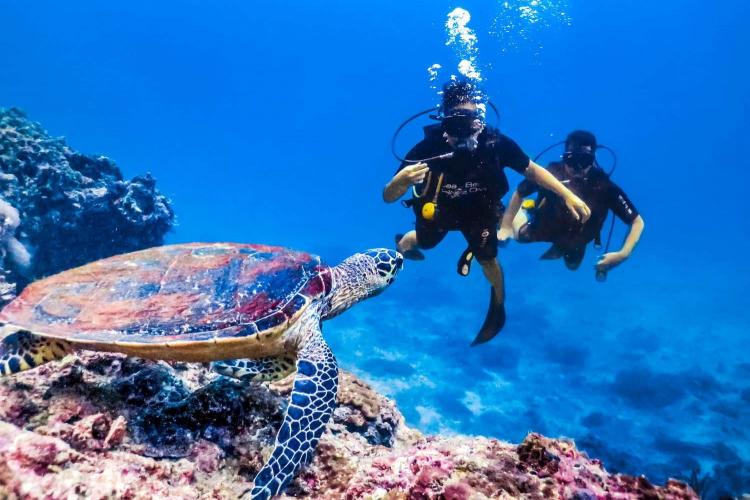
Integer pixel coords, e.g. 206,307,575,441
419,172,444,222
421,202,437,221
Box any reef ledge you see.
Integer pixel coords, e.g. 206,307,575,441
0,352,697,499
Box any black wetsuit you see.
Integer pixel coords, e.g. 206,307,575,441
398,125,530,261
517,161,639,268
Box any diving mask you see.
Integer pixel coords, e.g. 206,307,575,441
564,144,595,168
441,109,484,152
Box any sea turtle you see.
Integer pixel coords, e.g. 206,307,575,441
0,242,403,499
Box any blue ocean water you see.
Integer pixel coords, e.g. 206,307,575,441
2,0,748,495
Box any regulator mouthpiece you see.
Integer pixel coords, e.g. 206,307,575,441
441,108,484,153
452,134,480,152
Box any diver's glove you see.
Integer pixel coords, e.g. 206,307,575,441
470,287,506,346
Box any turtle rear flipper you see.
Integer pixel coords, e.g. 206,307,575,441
245,322,338,500
0,326,71,376
211,356,296,383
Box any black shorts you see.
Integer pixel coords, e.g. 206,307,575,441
416,212,500,261
518,222,586,270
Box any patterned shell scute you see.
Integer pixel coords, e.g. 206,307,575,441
0,243,332,343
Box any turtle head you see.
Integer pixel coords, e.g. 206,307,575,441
326,248,403,318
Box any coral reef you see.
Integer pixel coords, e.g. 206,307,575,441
0,352,698,499
0,108,174,305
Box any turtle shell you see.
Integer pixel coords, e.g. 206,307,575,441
0,243,332,347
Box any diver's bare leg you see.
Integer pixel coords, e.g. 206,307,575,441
397,231,418,253
478,258,505,305
396,231,425,260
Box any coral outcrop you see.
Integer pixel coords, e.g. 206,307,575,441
0,353,698,499
0,108,174,305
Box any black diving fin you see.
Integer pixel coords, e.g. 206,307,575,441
470,287,506,346
457,247,474,277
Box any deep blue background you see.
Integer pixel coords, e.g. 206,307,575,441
2,0,748,495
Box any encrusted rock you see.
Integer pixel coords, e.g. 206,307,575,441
0,352,698,499
0,107,174,306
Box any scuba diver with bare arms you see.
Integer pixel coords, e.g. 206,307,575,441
383,80,591,345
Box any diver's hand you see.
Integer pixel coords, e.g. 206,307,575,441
596,251,627,271
384,163,429,202
396,162,429,187
564,194,591,223
497,224,514,246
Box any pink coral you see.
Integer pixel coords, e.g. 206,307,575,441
0,353,699,499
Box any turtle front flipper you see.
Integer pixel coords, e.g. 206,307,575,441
245,323,338,500
211,356,296,383
0,327,71,376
